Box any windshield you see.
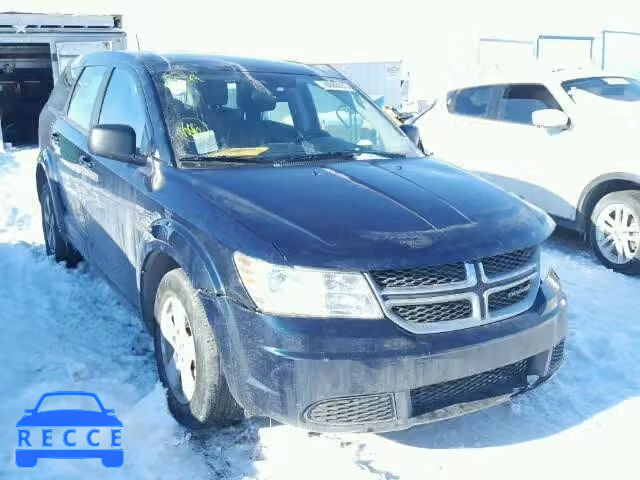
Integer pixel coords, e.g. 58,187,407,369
153,67,420,163
562,76,640,102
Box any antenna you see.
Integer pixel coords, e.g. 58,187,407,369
135,34,141,51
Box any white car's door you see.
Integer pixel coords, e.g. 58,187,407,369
471,83,579,221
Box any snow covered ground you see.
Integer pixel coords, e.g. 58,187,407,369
1,147,639,479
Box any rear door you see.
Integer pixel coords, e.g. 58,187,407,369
53,65,109,254
84,66,152,302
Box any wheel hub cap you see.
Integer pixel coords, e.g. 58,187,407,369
158,294,197,404
595,203,640,265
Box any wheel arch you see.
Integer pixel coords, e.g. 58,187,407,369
137,219,226,332
576,173,640,233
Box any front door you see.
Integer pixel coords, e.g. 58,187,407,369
84,66,152,304
483,83,576,220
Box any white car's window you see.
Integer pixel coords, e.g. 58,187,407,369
496,84,562,125
449,86,494,118
562,76,640,102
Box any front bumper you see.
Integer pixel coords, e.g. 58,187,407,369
204,274,567,433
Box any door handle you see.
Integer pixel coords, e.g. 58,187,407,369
50,131,60,145
79,155,95,169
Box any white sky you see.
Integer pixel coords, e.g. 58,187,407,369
5,0,640,97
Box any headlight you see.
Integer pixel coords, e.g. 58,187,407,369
233,252,383,319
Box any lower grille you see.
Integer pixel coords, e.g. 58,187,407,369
549,341,565,373
392,300,473,324
410,359,530,417
488,280,532,312
304,394,396,425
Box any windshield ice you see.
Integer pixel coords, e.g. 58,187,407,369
562,76,640,102
153,67,420,162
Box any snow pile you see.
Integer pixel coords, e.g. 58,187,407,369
1,148,639,479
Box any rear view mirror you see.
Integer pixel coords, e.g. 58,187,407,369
399,123,421,146
532,109,569,130
89,124,146,165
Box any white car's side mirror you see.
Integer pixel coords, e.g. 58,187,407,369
532,109,570,130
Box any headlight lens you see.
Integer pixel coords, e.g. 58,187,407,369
233,252,383,318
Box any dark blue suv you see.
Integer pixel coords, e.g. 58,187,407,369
37,51,567,432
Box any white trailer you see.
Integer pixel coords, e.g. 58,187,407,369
326,61,408,108
477,38,536,68
601,30,640,75
536,35,595,68
0,13,126,146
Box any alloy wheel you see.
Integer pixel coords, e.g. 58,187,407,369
595,203,640,265
158,293,197,404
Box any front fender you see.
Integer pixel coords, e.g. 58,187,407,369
138,218,225,296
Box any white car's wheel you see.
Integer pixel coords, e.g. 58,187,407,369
589,190,640,274
153,268,243,429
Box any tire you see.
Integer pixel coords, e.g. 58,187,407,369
40,184,82,267
153,268,243,429
589,190,640,274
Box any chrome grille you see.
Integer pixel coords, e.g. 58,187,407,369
410,359,530,416
481,248,536,279
370,263,467,289
392,300,473,324
304,394,396,425
488,279,532,312
367,246,540,334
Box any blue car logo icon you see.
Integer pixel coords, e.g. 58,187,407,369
16,391,123,468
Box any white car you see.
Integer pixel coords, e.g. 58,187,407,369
413,70,640,273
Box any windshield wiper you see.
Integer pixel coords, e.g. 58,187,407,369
278,151,409,162
277,151,360,162
179,154,269,165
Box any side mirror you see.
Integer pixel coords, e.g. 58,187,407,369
24,409,34,414
89,124,146,165
399,123,421,146
532,109,569,130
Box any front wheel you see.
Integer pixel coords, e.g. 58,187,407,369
153,268,243,429
589,190,640,274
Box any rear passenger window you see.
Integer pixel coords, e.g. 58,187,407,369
49,64,82,112
497,84,562,125
66,66,107,130
98,68,149,152
450,86,494,117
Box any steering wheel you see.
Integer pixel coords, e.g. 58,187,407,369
336,104,353,129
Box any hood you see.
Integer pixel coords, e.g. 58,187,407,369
183,157,554,269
